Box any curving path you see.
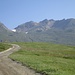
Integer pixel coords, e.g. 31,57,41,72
0,44,41,75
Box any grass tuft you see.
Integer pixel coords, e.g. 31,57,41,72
0,43,11,52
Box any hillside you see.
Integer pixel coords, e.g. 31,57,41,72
0,22,29,42
0,18,75,45
15,19,55,32
15,18,75,32
15,18,75,45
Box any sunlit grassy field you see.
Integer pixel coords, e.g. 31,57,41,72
0,43,11,52
10,42,75,75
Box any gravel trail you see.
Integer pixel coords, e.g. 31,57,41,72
0,44,41,75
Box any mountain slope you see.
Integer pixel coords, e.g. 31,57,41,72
15,19,55,32
15,18,75,33
0,22,30,42
0,18,75,45
52,18,75,31
15,18,75,45
15,21,38,32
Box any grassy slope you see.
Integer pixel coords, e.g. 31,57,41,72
10,42,75,75
0,43,11,52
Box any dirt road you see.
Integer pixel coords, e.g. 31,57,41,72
0,44,41,75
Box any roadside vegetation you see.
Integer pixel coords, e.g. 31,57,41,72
0,43,11,52
10,42,75,75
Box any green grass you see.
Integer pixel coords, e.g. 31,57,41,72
0,43,11,52
10,42,75,75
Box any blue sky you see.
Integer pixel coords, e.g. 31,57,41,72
0,0,75,29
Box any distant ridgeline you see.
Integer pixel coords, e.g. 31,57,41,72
0,18,75,45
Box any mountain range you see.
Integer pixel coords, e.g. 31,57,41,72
0,18,75,45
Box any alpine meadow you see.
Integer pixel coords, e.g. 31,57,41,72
10,42,75,75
